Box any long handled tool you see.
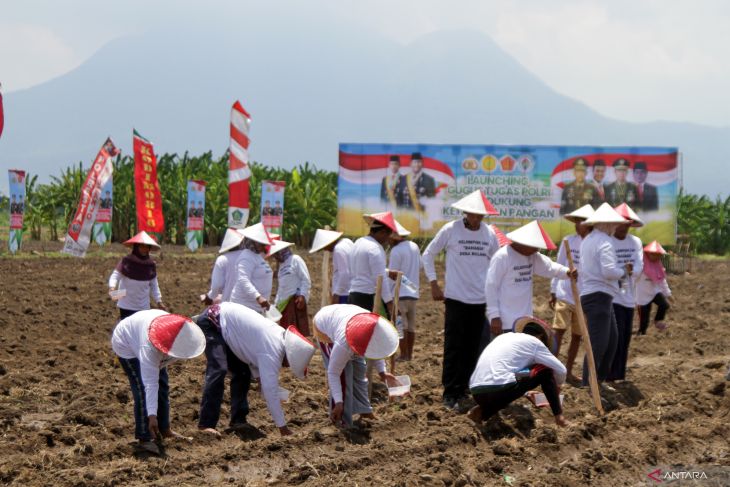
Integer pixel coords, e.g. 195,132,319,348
320,225,332,308
389,271,403,373
367,275,384,397
564,239,604,415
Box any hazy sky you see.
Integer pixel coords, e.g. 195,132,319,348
1,0,729,127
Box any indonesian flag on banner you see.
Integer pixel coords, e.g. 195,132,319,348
229,101,252,228
133,130,165,235
62,138,119,257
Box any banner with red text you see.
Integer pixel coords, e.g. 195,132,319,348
133,130,165,235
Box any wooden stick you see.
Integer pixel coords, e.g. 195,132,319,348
389,272,403,373
367,275,384,398
564,239,604,416
320,250,330,309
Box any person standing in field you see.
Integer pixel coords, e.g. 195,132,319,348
203,228,245,305
607,203,644,382
109,231,167,320
550,204,594,382
388,219,421,361
636,241,672,334
422,189,499,412
230,223,274,314
273,240,312,336
309,229,355,304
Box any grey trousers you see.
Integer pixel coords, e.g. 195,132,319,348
581,291,618,385
317,340,372,427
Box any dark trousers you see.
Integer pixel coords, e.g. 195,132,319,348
608,304,634,381
472,366,563,418
443,299,486,400
118,357,169,441
581,291,618,385
197,316,251,429
348,292,388,317
119,308,138,319
638,293,670,334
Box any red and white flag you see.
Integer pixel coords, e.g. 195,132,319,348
229,101,252,228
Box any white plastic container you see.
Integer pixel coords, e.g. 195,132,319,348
265,307,282,323
109,289,127,301
278,387,290,403
533,393,564,408
387,375,411,398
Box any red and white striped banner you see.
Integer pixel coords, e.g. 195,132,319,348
228,101,251,228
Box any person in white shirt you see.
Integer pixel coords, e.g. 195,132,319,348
108,231,167,319
486,220,574,336
348,212,397,313
111,310,205,455
203,228,245,305
579,203,628,386
388,220,421,361
313,304,400,427
467,317,568,427
273,241,312,336
309,229,355,304
549,205,594,383
636,241,672,334
195,302,316,437
608,204,645,381
230,223,274,313
422,189,499,411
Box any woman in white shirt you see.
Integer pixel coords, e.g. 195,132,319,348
230,223,274,313
273,241,312,336
108,231,166,319
388,220,421,361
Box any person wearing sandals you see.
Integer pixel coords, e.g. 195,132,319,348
111,311,205,455
636,241,672,334
108,231,167,319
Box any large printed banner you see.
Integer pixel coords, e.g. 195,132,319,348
185,180,206,252
62,139,119,257
8,170,26,254
93,174,113,246
338,144,679,244
260,180,285,235
133,130,165,235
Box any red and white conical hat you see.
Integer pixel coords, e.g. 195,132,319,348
362,212,398,233
513,316,558,354
219,228,245,254
123,231,161,249
345,313,399,360
309,229,344,253
505,220,557,250
148,314,205,359
240,222,273,245
490,224,511,247
393,219,411,237
614,203,644,227
564,204,595,223
266,239,293,258
644,240,667,255
284,326,317,379
450,189,499,216
584,203,627,225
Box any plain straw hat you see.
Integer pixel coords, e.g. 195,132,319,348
148,314,205,359
584,203,627,225
513,316,558,354
505,220,557,250
613,203,644,227
219,228,245,253
266,239,294,258
345,312,399,360
450,189,499,216
564,204,595,223
309,229,343,254
240,222,273,245
284,326,316,379
363,212,398,233
123,231,161,249
644,240,667,255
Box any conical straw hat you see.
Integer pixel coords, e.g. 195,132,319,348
309,229,343,254
584,203,627,225
148,314,205,359
240,222,272,245
266,239,293,258
345,313,399,360
219,228,245,254
362,212,398,233
613,203,644,227
505,220,557,250
450,189,499,216
123,231,161,249
643,240,667,255
564,204,595,223
284,326,316,379
393,219,411,237
489,224,511,247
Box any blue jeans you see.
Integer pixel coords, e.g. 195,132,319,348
118,357,169,441
197,315,251,429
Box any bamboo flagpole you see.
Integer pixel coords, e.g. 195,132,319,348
564,239,604,415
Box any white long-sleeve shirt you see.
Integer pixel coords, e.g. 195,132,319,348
332,238,354,296
206,249,243,302
612,234,644,308
422,219,498,304
635,271,671,306
578,229,625,297
348,236,393,302
108,270,162,311
217,302,288,427
469,332,567,388
550,234,583,305
230,248,273,312
313,304,386,403
111,309,175,416
388,240,421,300
275,254,312,304
486,246,569,331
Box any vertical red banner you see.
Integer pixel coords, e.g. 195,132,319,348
133,130,165,234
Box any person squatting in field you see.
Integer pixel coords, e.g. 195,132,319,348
636,241,672,334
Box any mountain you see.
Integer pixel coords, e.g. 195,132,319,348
1,20,727,196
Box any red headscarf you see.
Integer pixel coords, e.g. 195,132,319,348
643,251,666,284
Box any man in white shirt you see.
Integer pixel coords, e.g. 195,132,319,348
203,228,245,304
549,205,594,382
309,229,355,304
230,223,274,312
388,220,421,361
196,302,316,437
607,203,644,381
313,304,400,427
422,189,499,411
273,241,312,336
467,317,567,427
111,310,205,455
348,212,397,313
486,220,574,337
